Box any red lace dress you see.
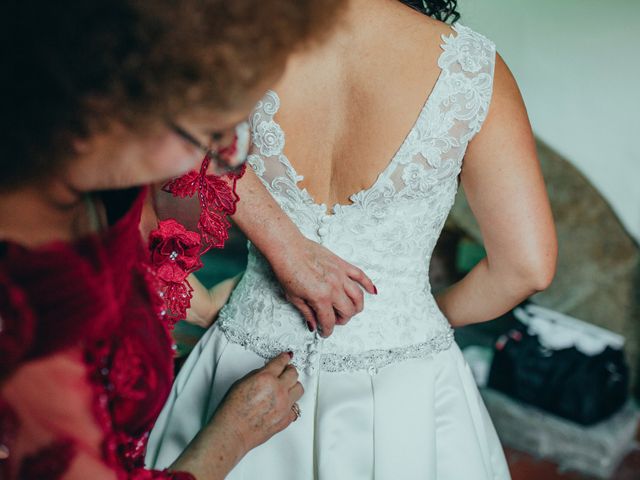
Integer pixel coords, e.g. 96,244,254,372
0,179,238,479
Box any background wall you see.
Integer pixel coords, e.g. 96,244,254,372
460,0,640,242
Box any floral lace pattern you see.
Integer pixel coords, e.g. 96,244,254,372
155,153,246,322
161,156,245,251
148,220,204,324
218,24,496,374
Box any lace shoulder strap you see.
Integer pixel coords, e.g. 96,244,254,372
247,91,300,189
438,23,497,141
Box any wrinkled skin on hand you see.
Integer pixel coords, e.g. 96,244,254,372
213,352,303,452
270,237,377,337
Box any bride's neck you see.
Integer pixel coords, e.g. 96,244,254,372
0,179,94,248
332,0,390,46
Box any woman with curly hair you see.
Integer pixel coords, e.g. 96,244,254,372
148,0,557,478
0,0,348,478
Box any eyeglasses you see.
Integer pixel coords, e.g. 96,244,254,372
168,121,250,176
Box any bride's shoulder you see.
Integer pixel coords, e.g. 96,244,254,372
445,22,496,52
437,22,497,82
436,23,515,101
393,9,497,71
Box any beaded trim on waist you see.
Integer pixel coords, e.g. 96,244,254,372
217,321,455,375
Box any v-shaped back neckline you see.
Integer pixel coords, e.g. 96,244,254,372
267,24,462,217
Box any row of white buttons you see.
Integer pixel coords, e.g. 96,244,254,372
305,334,323,376
311,216,332,370
317,215,332,239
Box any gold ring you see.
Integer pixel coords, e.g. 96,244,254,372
291,402,302,421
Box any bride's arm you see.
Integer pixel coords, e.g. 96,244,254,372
232,168,377,337
147,169,377,337
436,53,557,328
185,273,242,328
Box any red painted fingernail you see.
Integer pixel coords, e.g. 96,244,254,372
287,351,294,359
373,285,378,295
307,322,315,332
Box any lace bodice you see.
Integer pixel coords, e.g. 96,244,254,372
218,24,496,374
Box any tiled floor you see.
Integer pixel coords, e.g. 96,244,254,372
506,425,640,480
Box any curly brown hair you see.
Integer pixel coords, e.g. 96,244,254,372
0,0,343,191
400,0,460,23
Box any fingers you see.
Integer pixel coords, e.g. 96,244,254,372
335,309,348,326
291,298,318,332
333,300,355,326
312,300,336,337
342,281,365,318
333,277,366,325
286,405,300,425
347,265,377,295
279,364,299,387
288,382,304,402
285,388,303,425
263,352,292,376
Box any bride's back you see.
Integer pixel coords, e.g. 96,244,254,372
220,0,497,372
274,0,454,208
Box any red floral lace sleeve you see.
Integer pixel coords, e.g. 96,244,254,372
0,271,36,380
0,188,196,480
0,150,246,478
0,280,194,480
0,341,194,480
150,153,246,324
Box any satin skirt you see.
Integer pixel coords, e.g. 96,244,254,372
146,324,511,479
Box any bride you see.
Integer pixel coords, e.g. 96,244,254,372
147,0,557,478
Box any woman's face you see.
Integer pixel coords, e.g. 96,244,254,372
64,79,272,192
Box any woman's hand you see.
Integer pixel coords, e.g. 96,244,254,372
232,168,376,337
148,169,379,336
215,352,303,451
269,236,376,337
170,353,302,478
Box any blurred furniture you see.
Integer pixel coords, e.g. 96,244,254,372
447,138,640,395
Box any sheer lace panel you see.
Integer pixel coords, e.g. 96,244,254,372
249,23,495,222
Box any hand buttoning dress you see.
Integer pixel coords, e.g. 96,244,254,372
146,24,511,480
0,164,243,479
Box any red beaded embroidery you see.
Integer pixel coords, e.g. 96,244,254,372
162,154,245,251
152,154,246,322
148,220,204,322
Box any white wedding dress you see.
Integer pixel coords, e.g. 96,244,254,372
147,24,511,479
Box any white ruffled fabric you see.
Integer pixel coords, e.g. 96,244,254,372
146,324,510,479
